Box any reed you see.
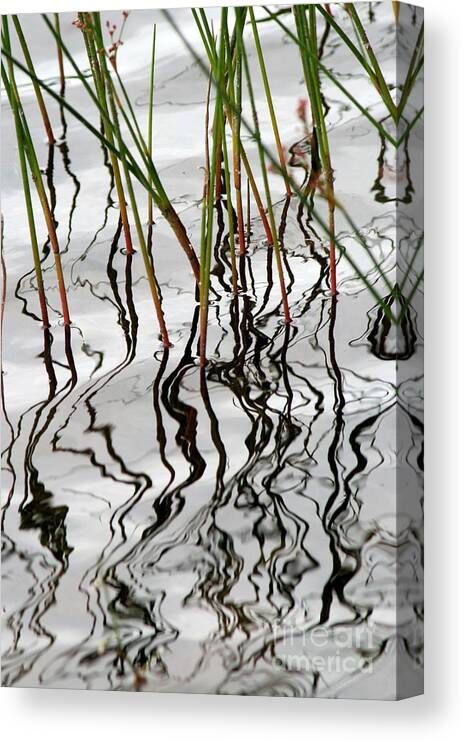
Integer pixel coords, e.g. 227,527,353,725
147,24,156,225
264,6,399,147
77,11,135,257
346,3,398,121
2,17,70,326
227,14,246,255
89,11,170,346
315,3,419,127
397,21,424,121
294,4,336,294
11,16,55,145
249,7,292,197
219,85,239,293
54,13,65,96
195,9,247,255
2,4,424,341
239,9,291,323
164,8,397,321
198,9,227,366
1,66,49,328
46,12,200,283
193,8,274,246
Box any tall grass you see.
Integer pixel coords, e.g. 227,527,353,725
76,11,135,257
2,4,424,361
294,4,336,294
226,12,247,256
11,16,55,145
2,16,71,326
192,8,274,246
164,7,402,322
88,11,170,345
147,24,156,225
239,9,291,322
2,60,49,327
198,9,227,366
44,12,201,283
249,8,291,198
54,13,65,96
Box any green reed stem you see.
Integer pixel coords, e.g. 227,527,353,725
344,4,398,122
78,12,134,256
224,16,246,255
194,8,273,245
2,17,70,326
397,21,424,120
249,8,291,197
12,16,55,145
220,99,239,292
163,9,396,322
1,67,49,328
192,9,215,67
148,24,156,225
199,10,227,366
54,13,65,96
199,76,211,292
294,5,336,294
90,12,169,346
240,14,291,323
264,6,398,147
316,3,396,121
315,5,379,85
309,7,336,295
45,12,199,282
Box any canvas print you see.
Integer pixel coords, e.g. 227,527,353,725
1,3,423,699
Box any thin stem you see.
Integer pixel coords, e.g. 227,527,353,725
225,17,246,255
264,6,398,147
2,66,49,327
397,22,424,120
54,13,65,96
240,16,291,323
2,17,70,325
193,8,273,243
199,9,227,365
249,7,291,197
345,4,398,122
12,16,55,145
78,12,134,256
295,5,336,294
91,12,169,345
148,24,156,225
220,104,239,292
163,8,397,322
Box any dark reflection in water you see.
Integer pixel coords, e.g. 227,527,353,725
1,204,423,694
1,4,423,698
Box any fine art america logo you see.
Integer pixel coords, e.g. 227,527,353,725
271,624,377,676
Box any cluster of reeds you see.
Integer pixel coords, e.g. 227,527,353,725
2,16,70,328
1,5,423,363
